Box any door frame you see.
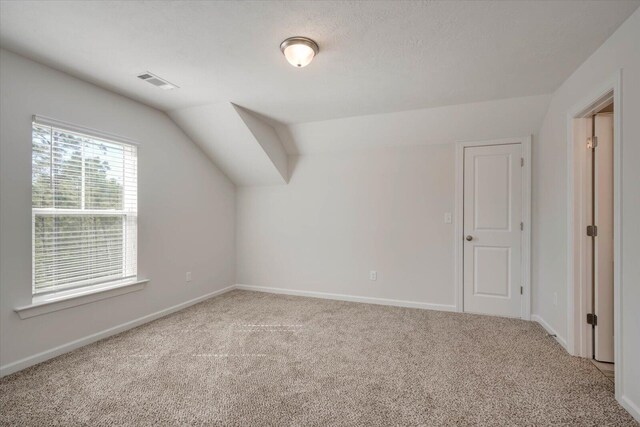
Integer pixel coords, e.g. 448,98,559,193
566,70,622,399
454,136,532,320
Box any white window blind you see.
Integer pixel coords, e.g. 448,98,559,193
31,118,137,295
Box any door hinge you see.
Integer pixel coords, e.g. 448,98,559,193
586,225,598,237
520,222,523,231
586,313,598,326
520,286,523,295
520,157,524,167
587,136,598,149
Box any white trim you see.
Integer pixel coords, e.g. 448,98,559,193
531,314,568,350
235,284,457,312
1,285,236,377
565,70,623,400
621,396,640,422
454,145,464,312
521,137,532,321
32,114,140,146
15,279,149,319
454,136,532,319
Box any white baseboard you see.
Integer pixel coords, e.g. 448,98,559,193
0,285,236,378
531,314,568,350
235,284,457,312
621,396,640,422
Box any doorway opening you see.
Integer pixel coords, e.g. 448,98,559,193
585,104,615,381
566,72,622,399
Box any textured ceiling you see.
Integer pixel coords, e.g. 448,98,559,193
0,1,638,124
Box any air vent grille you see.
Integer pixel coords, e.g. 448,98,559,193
136,71,178,90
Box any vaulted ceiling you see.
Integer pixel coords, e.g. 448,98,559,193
1,1,638,124
1,1,638,186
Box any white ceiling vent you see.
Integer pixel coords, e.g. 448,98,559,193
137,71,178,90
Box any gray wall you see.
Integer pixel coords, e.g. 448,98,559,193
237,102,545,310
533,8,640,413
237,145,457,307
0,49,236,370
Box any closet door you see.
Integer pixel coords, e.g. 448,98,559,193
463,143,522,318
593,113,614,363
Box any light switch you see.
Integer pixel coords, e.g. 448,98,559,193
444,212,452,224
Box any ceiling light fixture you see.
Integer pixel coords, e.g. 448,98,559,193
280,37,319,68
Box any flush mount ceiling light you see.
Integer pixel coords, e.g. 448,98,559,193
280,37,319,68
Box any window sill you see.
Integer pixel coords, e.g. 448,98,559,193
14,279,149,319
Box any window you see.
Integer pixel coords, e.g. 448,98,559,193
31,117,137,296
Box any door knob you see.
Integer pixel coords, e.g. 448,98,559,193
466,235,473,241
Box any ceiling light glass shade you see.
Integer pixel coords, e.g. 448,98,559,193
280,37,319,68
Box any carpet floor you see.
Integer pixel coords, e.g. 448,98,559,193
0,290,635,426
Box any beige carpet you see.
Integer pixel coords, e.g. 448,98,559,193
0,290,635,426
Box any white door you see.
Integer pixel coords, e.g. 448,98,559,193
593,113,614,363
463,144,522,317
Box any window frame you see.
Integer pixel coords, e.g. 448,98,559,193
31,115,139,298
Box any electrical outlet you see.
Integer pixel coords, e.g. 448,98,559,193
553,292,557,306
444,212,452,224
369,270,377,281
186,272,192,283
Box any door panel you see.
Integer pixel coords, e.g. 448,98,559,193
464,144,522,317
594,113,614,363
474,155,511,230
474,246,510,297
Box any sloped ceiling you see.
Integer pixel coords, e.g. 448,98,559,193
169,103,288,186
285,94,552,154
1,1,637,124
1,1,638,186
